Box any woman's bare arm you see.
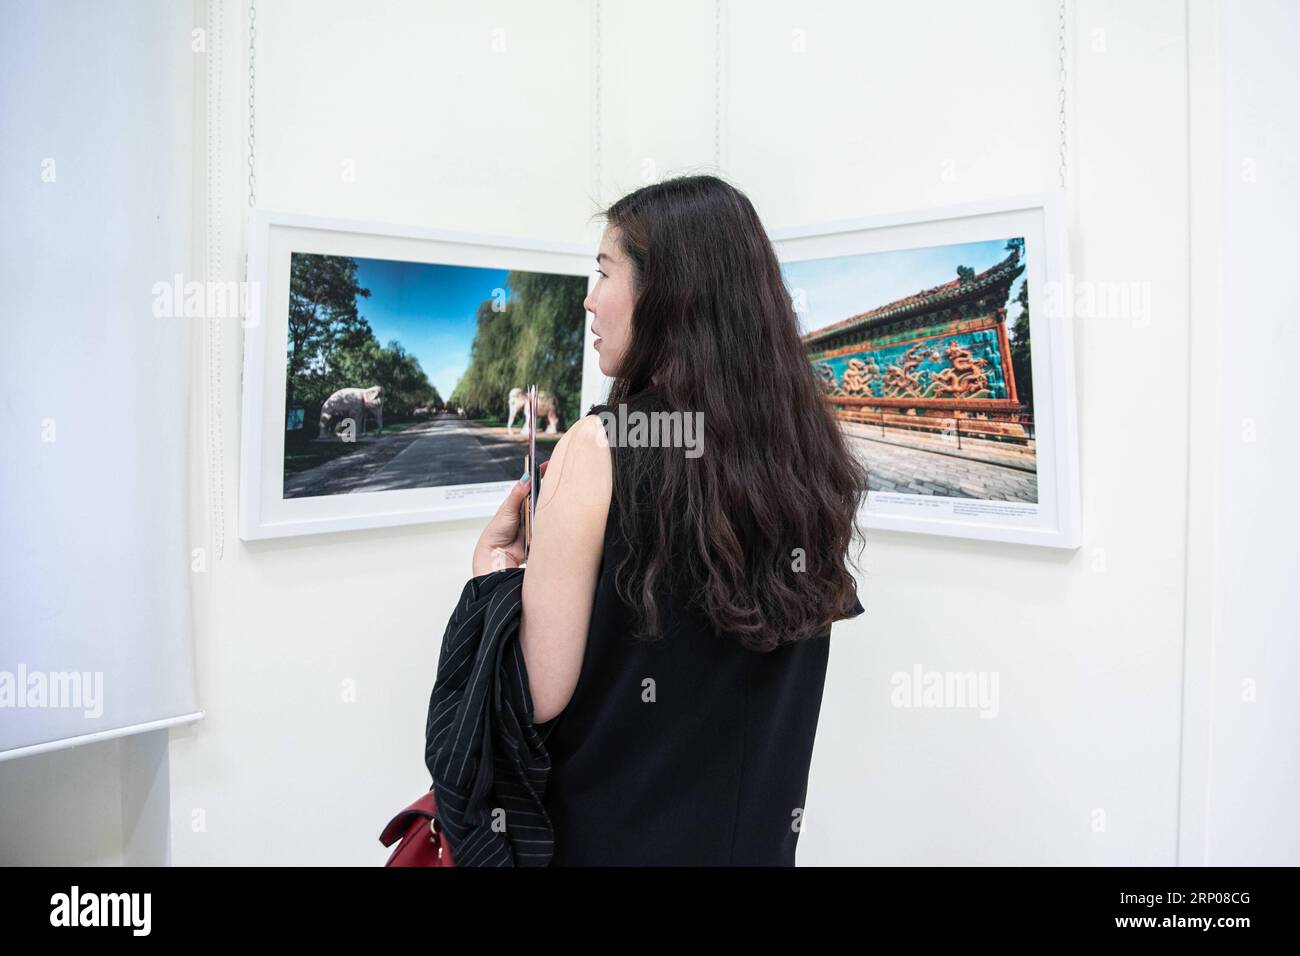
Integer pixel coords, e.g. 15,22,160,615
519,413,613,724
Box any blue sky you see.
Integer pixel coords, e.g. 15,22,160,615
352,257,511,398
780,238,1024,336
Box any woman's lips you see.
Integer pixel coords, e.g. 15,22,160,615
594,337,602,349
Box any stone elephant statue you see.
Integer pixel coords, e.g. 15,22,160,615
319,385,384,440
506,386,560,437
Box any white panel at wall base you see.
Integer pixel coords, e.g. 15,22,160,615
0,0,200,757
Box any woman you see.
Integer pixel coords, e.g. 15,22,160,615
471,174,868,865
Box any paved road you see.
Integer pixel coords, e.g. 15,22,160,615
285,413,1031,503
284,414,536,499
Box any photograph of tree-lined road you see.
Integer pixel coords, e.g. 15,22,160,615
281,251,585,499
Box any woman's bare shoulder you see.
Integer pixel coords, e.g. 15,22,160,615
535,413,613,514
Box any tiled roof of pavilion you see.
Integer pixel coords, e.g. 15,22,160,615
800,248,1023,347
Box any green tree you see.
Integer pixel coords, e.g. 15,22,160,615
286,253,372,411
449,271,585,422
1009,276,1033,414
286,253,442,435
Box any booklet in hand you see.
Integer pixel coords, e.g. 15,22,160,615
522,384,539,560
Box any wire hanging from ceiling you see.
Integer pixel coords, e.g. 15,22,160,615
593,0,603,208
205,0,227,561
1057,0,1069,191
248,0,257,209
714,0,723,172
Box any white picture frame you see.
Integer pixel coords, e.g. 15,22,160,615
771,191,1080,548
238,210,607,541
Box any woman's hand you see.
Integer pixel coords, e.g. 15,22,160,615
472,461,549,577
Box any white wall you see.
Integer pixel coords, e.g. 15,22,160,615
4,0,1294,866
174,0,1194,866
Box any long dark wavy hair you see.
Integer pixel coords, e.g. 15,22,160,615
592,174,868,652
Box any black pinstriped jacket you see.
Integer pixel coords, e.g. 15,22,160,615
424,567,554,866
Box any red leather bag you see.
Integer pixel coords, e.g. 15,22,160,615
379,789,454,867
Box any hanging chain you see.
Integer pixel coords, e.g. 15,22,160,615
247,0,257,208
594,0,602,206
714,0,722,171
1056,0,1067,190
207,0,227,560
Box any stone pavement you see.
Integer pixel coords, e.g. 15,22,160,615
842,427,1039,502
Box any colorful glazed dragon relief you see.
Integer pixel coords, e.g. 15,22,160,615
928,342,991,398
813,339,993,400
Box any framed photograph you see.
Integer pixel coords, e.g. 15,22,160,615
239,211,608,540
771,191,1080,548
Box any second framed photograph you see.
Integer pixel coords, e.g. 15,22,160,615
771,191,1080,548
239,211,609,540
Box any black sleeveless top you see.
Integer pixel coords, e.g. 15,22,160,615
536,402,864,866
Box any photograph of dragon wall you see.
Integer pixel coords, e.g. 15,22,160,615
783,238,1037,503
